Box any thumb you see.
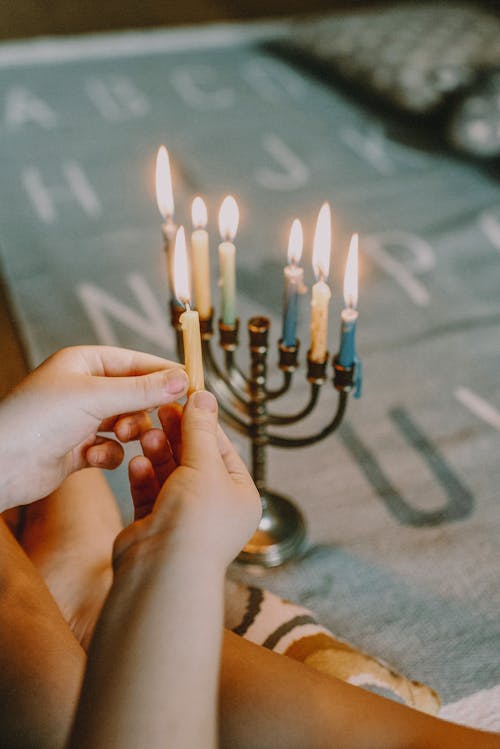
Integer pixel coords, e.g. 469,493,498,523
181,390,221,469
87,367,189,420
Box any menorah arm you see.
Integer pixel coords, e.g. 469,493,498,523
268,391,348,447
267,383,320,425
203,340,249,407
265,371,293,400
224,350,250,391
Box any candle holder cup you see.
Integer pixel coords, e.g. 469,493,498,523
171,303,355,567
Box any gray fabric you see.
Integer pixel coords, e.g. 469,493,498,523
0,23,499,711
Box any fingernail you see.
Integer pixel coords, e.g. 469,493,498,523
191,390,217,412
165,369,189,394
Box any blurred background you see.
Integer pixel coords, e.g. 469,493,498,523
3,1,497,41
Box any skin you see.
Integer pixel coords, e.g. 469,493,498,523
0,347,498,748
0,345,188,508
70,390,262,749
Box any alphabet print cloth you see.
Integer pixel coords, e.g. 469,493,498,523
0,22,499,729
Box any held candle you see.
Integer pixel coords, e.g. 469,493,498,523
218,195,239,326
282,218,304,347
337,233,359,368
191,196,212,319
173,227,205,394
155,145,178,301
309,202,332,363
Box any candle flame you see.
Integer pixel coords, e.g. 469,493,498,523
173,227,191,305
343,233,359,309
218,195,239,241
155,145,174,219
312,202,331,280
191,196,208,229
287,218,303,265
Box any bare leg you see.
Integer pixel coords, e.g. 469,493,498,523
0,517,84,749
21,468,122,650
219,630,500,749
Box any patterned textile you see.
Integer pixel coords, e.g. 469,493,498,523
225,579,440,714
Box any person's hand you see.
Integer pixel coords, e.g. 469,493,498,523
116,390,261,573
0,346,188,509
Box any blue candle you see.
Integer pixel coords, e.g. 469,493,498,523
337,233,359,368
282,218,304,347
337,308,358,367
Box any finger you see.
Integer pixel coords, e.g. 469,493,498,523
140,428,177,486
86,438,125,470
128,455,159,520
69,346,183,378
87,365,188,421
180,391,222,470
114,411,153,442
158,403,183,464
216,426,254,486
97,415,120,433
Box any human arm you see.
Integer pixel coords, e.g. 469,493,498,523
69,390,261,749
0,345,188,510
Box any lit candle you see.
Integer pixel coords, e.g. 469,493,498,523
173,226,204,395
191,196,212,320
282,218,304,347
337,233,359,368
218,195,239,326
309,202,332,363
155,145,177,301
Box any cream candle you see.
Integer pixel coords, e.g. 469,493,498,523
191,196,212,320
309,202,332,363
173,226,204,394
155,145,177,301
218,195,239,326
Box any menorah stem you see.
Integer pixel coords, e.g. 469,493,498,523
247,317,270,502
238,316,306,566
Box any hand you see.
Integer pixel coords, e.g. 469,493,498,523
0,346,188,509
117,390,261,572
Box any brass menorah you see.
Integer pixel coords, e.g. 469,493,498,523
170,302,360,567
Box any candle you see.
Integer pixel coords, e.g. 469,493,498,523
218,195,239,326
282,218,304,347
173,226,204,395
191,196,212,320
155,145,178,301
309,202,332,363
337,233,359,368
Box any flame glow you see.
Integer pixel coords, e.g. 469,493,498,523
287,219,303,265
191,196,208,229
173,227,190,305
218,195,239,241
312,202,331,280
343,233,359,309
155,145,174,218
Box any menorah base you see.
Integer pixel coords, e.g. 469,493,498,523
237,490,307,567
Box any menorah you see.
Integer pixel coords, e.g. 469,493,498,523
170,302,361,567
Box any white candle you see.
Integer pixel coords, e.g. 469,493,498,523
218,195,239,326
309,202,332,363
155,145,177,300
191,196,212,320
173,226,205,394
